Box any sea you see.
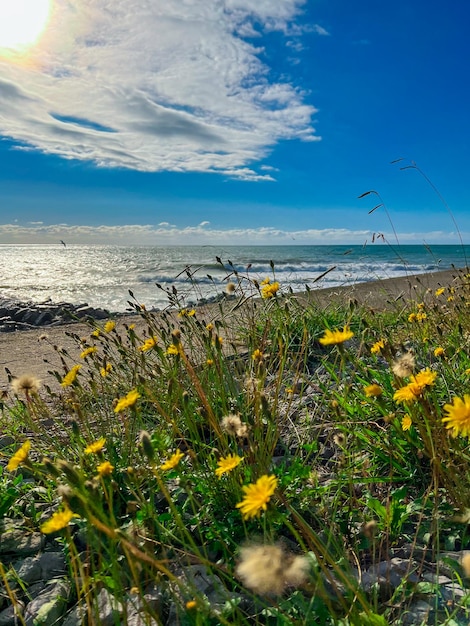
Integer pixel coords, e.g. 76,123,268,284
0,244,469,313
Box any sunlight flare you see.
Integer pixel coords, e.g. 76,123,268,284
0,0,51,52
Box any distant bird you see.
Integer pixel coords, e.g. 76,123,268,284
60,240,66,247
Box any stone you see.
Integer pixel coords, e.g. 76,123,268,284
0,522,45,557
94,588,123,626
0,600,25,626
24,579,71,626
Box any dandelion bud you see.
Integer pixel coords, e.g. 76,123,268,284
171,329,181,344
70,420,80,438
362,520,378,539
139,430,155,462
56,460,83,487
182,391,190,405
42,457,61,478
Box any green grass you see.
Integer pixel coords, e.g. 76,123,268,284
2,269,470,625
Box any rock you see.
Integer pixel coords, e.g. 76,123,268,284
24,579,71,626
0,521,45,557
0,600,25,626
95,588,123,626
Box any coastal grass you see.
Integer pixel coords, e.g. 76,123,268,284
2,267,470,624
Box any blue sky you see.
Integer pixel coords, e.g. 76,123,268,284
0,0,469,245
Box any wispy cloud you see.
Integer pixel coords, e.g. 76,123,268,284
0,223,465,246
0,1,318,179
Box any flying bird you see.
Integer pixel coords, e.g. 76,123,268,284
60,240,66,247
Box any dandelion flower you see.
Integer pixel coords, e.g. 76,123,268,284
186,600,197,610
96,461,114,477
236,474,277,520
166,344,179,355
11,375,41,395
221,414,248,438
84,437,106,454
408,312,417,322
442,395,470,437
402,415,412,431
236,544,309,595
260,277,271,286
206,359,214,366
319,326,354,346
364,384,383,397
206,323,214,331
61,365,82,387
261,282,280,299
178,309,196,318
160,450,184,471
91,329,100,338
435,287,445,297
6,440,31,471
394,384,421,404
371,339,385,354
215,454,243,478
139,336,159,352
392,353,415,378
100,363,112,377
412,368,437,388
252,349,264,362
104,320,115,333
434,347,445,357
80,346,98,359
40,508,78,534
114,389,140,413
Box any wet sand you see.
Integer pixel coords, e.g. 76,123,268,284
0,268,464,391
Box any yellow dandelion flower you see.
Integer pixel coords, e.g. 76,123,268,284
186,600,197,610
434,347,445,358
261,282,280,299
178,309,196,318
215,454,243,478
139,336,158,352
408,312,417,322
447,295,454,302
319,326,354,346
84,437,106,454
206,359,214,365
96,461,114,477
206,323,214,331
80,346,98,359
466,368,470,376
91,329,100,338
6,440,31,471
442,395,470,437
402,415,412,431
435,287,445,297
104,320,115,333
252,349,264,362
417,302,425,310
364,384,383,398
128,323,136,330
370,339,385,354
166,344,179,355
40,508,78,534
114,389,140,413
100,363,112,377
236,474,278,520
61,364,81,387
260,277,271,285
412,368,437,388
160,450,184,471
416,312,427,322
393,384,420,404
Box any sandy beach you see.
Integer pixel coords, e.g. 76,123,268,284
0,267,464,391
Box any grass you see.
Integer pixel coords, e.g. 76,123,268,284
2,265,470,625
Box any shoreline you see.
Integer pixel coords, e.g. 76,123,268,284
0,267,465,391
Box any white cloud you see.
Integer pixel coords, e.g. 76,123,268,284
0,222,466,246
0,0,318,179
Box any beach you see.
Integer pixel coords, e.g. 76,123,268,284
0,267,463,391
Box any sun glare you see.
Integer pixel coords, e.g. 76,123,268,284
0,0,51,52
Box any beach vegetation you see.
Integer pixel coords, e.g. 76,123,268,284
2,261,470,623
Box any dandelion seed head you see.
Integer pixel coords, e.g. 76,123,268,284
392,352,415,378
11,374,41,395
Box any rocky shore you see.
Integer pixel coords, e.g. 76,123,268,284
0,298,113,333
